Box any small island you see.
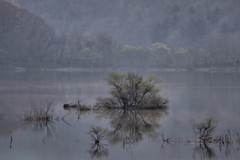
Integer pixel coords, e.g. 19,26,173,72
94,72,169,110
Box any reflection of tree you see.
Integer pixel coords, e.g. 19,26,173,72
192,119,240,158
22,118,57,144
87,126,109,158
89,143,108,159
192,143,216,160
95,108,168,148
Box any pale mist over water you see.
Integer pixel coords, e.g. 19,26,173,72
0,70,240,160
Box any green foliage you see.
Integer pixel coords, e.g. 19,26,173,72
173,47,189,66
22,101,57,133
117,45,153,68
3,0,240,69
151,43,171,54
151,43,172,67
80,104,91,110
79,48,103,68
193,117,217,142
90,126,108,133
94,72,168,109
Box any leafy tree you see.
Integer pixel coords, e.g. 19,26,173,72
185,45,205,67
173,47,188,67
94,72,168,109
79,48,103,68
117,45,139,67
151,43,172,67
117,45,152,68
193,117,217,142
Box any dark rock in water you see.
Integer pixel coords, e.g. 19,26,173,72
95,140,100,144
63,103,79,110
63,104,71,110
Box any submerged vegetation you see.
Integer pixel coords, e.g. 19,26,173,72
22,100,56,123
14,96,240,159
193,117,217,142
192,118,240,145
20,100,58,143
94,72,168,110
160,117,240,159
7,70,239,159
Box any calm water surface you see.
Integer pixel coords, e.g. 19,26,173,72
0,70,240,160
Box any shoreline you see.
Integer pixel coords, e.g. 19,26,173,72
0,67,240,73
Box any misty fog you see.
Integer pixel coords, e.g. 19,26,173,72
0,0,240,70
1,1,240,159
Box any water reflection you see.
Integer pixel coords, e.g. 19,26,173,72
95,108,168,149
192,129,240,159
87,126,108,158
1,71,240,160
192,143,216,160
88,142,108,159
160,129,240,160
22,116,57,144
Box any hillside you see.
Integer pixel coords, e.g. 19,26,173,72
0,1,60,68
1,0,240,69
6,0,240,46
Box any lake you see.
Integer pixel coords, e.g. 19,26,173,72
1,70,240,160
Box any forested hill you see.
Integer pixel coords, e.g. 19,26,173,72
6,0,240,46
1,0,240,69
0,1,60,68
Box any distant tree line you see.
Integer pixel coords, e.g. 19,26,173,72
1,0,240,69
